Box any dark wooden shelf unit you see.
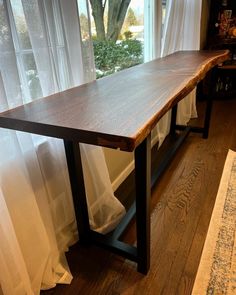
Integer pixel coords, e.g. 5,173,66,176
207,0,236,99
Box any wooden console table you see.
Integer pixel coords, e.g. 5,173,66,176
0,50,229,274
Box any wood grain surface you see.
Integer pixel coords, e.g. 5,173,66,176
0,50,229,151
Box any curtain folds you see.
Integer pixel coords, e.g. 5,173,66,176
145,0,202,147
157,0,202,146
0,0,125,294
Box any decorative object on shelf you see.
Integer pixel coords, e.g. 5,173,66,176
222,0,228,6
218,9,232,36
213,0,236,38
228,26,236,37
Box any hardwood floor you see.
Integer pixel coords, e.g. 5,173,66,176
41,98,236,295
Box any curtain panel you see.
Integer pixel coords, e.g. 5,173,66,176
144,0,202,147
0,0,125,294
156,0,202,146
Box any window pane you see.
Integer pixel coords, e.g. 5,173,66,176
162,0,167,36
0,0,12,51
78,1,90,41
22,53,42,100
78,0,96,82
10,0,32,50
122,1,144,41
89,0,144,78
57,47,70,90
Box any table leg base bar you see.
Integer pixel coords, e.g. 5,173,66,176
89,230,138,262
111,202,136,241
175,125,205,134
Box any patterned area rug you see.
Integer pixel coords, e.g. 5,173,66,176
192,150,236,295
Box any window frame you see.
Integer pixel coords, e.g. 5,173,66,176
6,0,72,103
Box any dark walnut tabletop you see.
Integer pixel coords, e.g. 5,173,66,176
0,50,229,152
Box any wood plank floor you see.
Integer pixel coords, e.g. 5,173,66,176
41,98,236,295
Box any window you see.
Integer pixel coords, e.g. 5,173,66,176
3,0,166,94
6,0,71,103
84,0,167,78
83,0,144,78
7,0,42,102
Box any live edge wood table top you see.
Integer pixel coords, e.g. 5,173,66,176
0,50,229,152
0,50,230,275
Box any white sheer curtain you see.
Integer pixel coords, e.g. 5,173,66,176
157,0,202,144
144,0,162,146
144,0,202,146
0,0,125,294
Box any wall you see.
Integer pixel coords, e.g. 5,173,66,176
104,147,134,191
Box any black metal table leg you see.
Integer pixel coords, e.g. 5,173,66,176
134,135,151,274
64,140,90,244
203,67,217,139
170,104,177,136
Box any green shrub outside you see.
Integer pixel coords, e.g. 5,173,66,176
93,39,143,79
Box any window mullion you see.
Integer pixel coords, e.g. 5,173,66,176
39,0,61,91
53,0,72,89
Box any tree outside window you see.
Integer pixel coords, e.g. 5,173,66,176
81,0,144,78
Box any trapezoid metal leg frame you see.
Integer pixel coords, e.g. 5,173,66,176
64,137,152,274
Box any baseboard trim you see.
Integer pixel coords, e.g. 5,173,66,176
112,160,134,192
